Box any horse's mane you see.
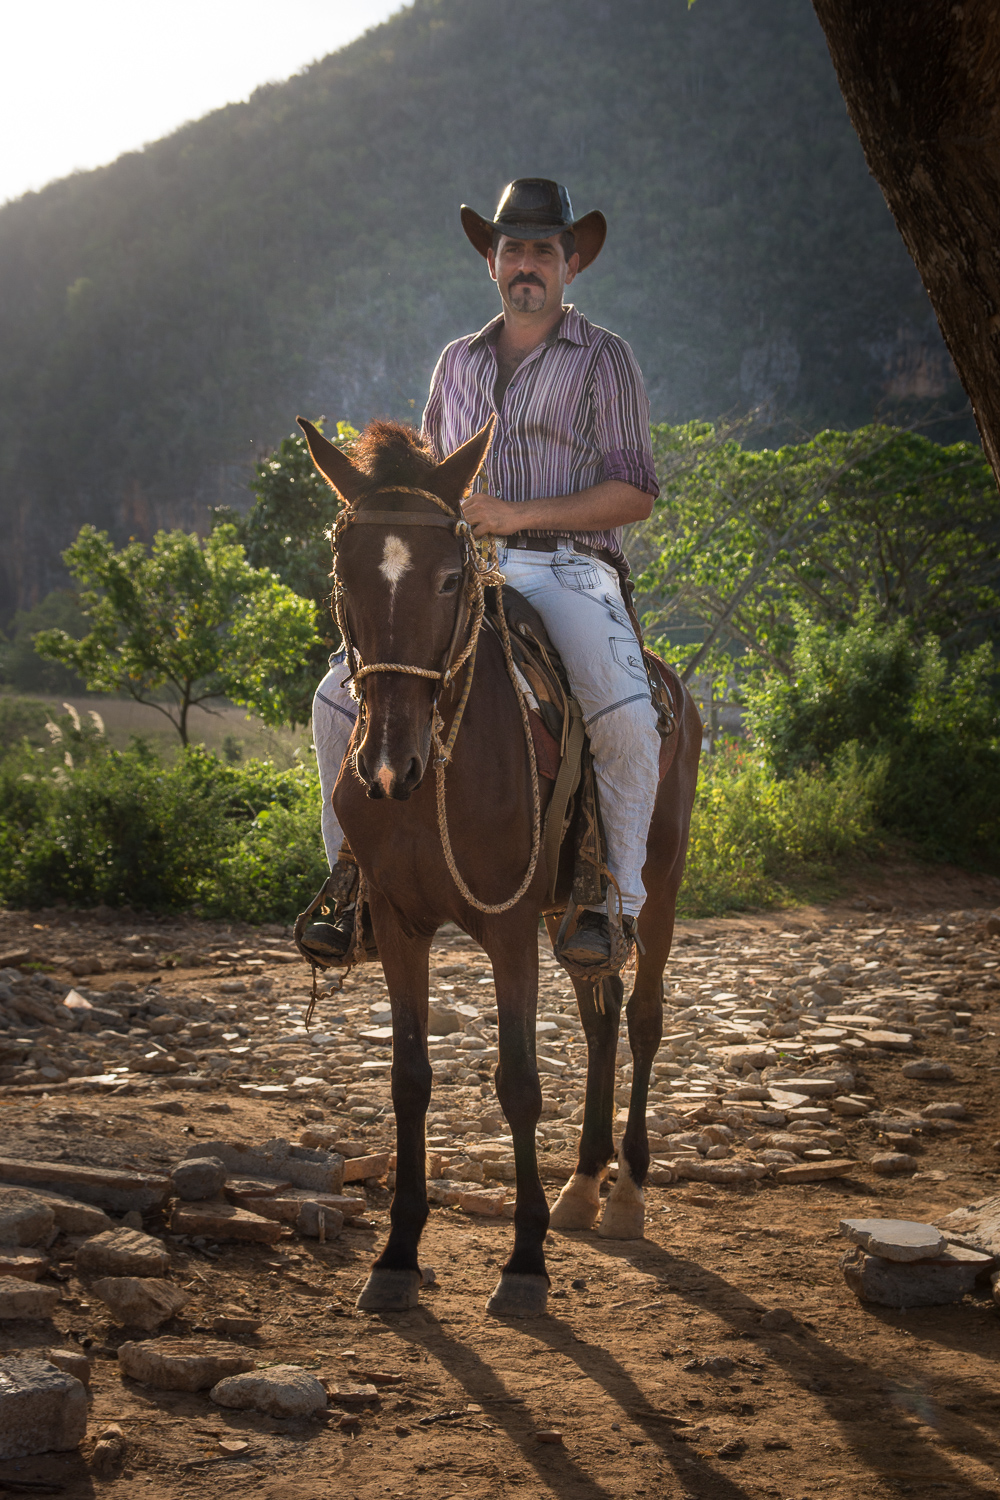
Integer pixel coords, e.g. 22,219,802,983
350,420,436,492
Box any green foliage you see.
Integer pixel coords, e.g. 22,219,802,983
637,423,1000,686
678,740,885,916
0,731,326,921
32,524,320,743
744,615,1000,866
216,420,357,617
213,419,359,708
0,695,52,751
0,591,88,694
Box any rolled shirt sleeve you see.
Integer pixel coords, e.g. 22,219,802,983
592,336,660,499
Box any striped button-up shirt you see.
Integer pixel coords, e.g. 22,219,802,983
421,304,658,562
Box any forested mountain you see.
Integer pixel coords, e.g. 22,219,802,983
0,0,968,617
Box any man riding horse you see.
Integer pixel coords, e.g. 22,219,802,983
306,178,662,971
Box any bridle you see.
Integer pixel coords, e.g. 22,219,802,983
330,485,541,914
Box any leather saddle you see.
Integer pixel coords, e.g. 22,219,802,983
484,585,681,915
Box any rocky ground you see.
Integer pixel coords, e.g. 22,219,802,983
2,860,1000,1500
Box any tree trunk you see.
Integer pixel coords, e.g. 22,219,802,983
811,1,1000,481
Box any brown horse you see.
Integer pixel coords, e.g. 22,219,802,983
298,414,701,1317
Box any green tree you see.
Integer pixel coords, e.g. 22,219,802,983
0,590,88,694
635,422,1000,687
33,525,320,745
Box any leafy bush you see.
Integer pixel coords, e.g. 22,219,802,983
0,729,327,921
678,740,885,916
744,615,1000,866
0,592,88,694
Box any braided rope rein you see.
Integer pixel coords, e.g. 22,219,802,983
331,487,542,915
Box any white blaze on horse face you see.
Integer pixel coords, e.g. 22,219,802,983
379,534,412,594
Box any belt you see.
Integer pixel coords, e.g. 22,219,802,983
505,533,612,565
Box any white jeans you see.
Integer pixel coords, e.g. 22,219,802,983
311,543,660,916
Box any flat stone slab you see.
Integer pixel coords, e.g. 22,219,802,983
842,1245,992,1307
0,1157,170,1214
0,1356,88,1459
170,1199,283,1244
118,1337,257,1391
76,1228,170,1277
775,1078,839,1097
342,1152,393,1184
860,1031,913,1050
840,1218,947,1262
774,1159,854,1184
942,1195,1000,1256
92,1277,190,1331
210,1365,327,1418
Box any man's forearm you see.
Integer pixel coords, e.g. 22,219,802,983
461,480,653,539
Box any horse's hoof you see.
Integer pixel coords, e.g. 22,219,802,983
486,1273,549,1318
549,1173,601,1231
598,1197,646,1240
356,1268,421,1311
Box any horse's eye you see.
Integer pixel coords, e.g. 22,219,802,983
440,574,461,594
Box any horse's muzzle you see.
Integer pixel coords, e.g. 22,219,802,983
357,751,425,800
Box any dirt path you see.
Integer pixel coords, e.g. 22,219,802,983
1,865,999,1500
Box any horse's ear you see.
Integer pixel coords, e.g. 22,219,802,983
432,418,496,513
296,417,366,506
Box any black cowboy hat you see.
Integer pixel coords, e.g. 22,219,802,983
460,178,606,270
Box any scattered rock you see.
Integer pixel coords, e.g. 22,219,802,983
942,1194,1000,1256
922,1101,966,1119
118,1337,257,1391
535,1429,564,1444
901,1058,954,1081
759,1307,795,1331
210,1365,328,1418
211,1305,262,1337
870,1153,918,1176
774,1159,854,1183
840,1218,946,1262
169,1200,283,1244
91,1276,190,1331
76,1227,170,1277
0,1246,49,1280
32,1191,112,1236
0,1187,56,1247
295,1201,344,1239
331,1383,380,1405
342,1152,392,1184
841,1244,992,1307
717,1438,746,1459
182,1137,344,1193
171,1157,227,1202
832,1096,869,1117
45,1347,92,1387
89,1422,127,1478
0,1157,171,1214
0,1355,88,1459
0,1277,61,1319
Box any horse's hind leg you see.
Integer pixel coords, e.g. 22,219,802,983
356,911,433,1312
598,954,662,1239
549,972,623,1231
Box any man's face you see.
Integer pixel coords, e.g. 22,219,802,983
487,232,579,316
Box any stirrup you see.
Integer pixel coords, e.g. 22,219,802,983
554,886,642,982
294,856,373,970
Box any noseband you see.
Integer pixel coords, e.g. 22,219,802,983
329,486,542,914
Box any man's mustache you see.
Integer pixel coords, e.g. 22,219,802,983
508,273,545,290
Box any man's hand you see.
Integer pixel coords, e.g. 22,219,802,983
460,493,525,539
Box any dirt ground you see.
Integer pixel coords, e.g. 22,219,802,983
2,859,1000,1500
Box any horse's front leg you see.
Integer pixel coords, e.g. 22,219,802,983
484,916,550,1317
356,900,433,1312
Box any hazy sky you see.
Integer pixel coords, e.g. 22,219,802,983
1,0,404,205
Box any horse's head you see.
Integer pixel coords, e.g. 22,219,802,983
298,414,494,800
